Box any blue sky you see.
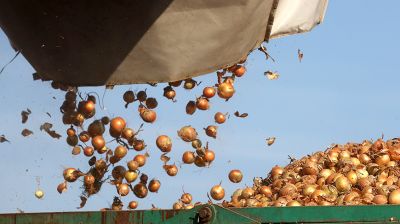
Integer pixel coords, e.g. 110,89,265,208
1,1,400,213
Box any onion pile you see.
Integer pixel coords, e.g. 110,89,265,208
224,138,400,207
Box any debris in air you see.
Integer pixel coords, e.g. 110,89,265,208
21,109,32,123
0,135,10,143
298,49,303,62
266,137,276,146
160,153,170,164
21,129,33,137
35,189,44,199
234,111,248,118
258,44,275,62
40,122,62,139
78,196,88,209
264,71,279,80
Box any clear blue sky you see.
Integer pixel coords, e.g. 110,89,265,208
1,1,400,213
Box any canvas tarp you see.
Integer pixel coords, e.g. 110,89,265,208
0,0,328,86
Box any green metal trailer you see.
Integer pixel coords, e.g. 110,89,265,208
1,204,399,224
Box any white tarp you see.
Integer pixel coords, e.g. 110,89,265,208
0,0,328,86
270,0,328,39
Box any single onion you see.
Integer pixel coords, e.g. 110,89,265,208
272,197,288,207
346,171,358,185
133,139,146,151
203,150,215,163
112,166,126,180
145,97,158,109
196,97,210,110
302,160,318,175
279,184,297,197
389,189,400,204
164,164,178,176
182,151,195,164
217,82,235,100
303,184,317,196
97,146,107,154
311,189,327,200
210,184,225,200
241,187,255,199
183,79,196,90
148,179,161,193
79,131,90,143
356,168,369,179
118,183,130,196
66,127,76,137
373,138,385,151
79,100,95,116
84,175,95,186
139,107,157,123
319,169,334,179
35,189,45,199
228,170,243,183
137,90,147,102
359,154,371,164
101,116,110,125
335,176,351,192
72,113,85,126
66,135,78,146
121,128,135,140
339,150,351,159
128,201,138,210
232,65,246,77
373,195,388,204
205,125,218,139
185,101,196,115
123,90,135,104
271,165,284,178
214,112,226,124
181,193,192,204
192,139,202,149
350,157,361,166
134,154,147,167
91,135,105,150
163,86,176,100
125,171,138,183
127,160,139,171
133,183,148,198
63,168,80,182
375,154,390,166
114,145,128,159
259,186,273,197
109,117,126,137
194,156,206,167
203,87,216,98
178,126,198,142
156,135,172,152
173,201,183,210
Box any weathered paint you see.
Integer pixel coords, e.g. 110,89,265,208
1,205,400,224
